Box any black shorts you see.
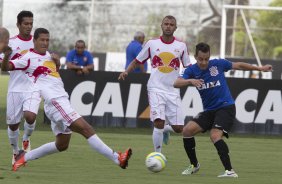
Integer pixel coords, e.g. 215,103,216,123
192,104,236,138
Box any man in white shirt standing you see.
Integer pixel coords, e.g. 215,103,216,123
6,10,39,164
119,15,191,153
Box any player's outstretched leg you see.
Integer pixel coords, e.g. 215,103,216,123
70,117,133,169
12,141,61,171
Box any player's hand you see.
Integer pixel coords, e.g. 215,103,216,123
118,71,128,80
190,79,204,88
260,64,273,72
3,46,12,57
51,53,60,66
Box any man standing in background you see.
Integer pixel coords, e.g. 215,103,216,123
125,31,147,73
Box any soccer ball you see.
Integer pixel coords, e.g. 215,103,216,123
145,152,167,173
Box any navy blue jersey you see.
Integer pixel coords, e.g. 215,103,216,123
182,59,234,111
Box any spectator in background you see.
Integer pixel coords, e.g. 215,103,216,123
125,31,147,73
66,40,94,75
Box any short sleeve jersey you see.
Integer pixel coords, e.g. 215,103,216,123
10,49,68,101
66,49,93,67
136,36,190,95
7,35,34,92
182,59,234,111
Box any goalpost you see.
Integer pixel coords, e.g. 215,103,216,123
220,5,282,66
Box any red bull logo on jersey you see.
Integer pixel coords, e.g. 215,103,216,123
151,52,180,73
43,60,60,78
26,60,60,82
11,49,29,60
26,66,52,82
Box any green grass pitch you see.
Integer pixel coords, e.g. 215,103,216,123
0,75,282,184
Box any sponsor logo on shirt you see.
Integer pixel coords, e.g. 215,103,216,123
151,52,180,73
197,80,221,90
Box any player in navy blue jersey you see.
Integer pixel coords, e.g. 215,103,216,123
174,42,272,177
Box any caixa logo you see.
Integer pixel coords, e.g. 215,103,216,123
70,81,142,118
235,89,282,124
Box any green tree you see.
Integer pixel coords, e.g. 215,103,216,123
255,0,282,59
234,0,282,59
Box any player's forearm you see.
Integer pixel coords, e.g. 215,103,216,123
174,78,191,88
1,55,11,71
139,64,146,73
126,59,138,73
233,62,261,71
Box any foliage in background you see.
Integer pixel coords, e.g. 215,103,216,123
234,0,282,59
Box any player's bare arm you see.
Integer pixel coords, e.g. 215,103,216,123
118,59,139,80
51,53,61,71
232,62,273,72
1,46,13,71
174,78,204,88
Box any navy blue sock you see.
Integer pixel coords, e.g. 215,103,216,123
183,137,198,166
214,139,232,171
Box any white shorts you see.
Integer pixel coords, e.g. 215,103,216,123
44,96,81,136
6,91,41,125
148,91,184,125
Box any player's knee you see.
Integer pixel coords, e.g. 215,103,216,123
210,133,221,143
56,143,69,152
24,112,36,124
154,119,165,129
9,123,20,131
182,124,192,136
172,125,183,133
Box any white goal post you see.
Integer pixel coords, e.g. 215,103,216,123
220,5,282,66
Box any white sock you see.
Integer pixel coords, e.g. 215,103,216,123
23,121,36,141
8,127,19,154
164,124,174,133
87,134,119,164
24,142,59,161
153,127,164,152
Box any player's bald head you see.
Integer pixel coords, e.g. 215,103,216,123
0,27,10,41
162,15,177,26
0,27,10,53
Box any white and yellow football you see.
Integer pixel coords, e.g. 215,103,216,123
145,152,167,173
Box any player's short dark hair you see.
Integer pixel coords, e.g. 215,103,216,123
34,28,49,40
195,42,210,56
17,10,33,25
162,15,177,25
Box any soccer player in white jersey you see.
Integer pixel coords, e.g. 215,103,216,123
2,28,132,171
119,15,191,153
6,11,39,164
